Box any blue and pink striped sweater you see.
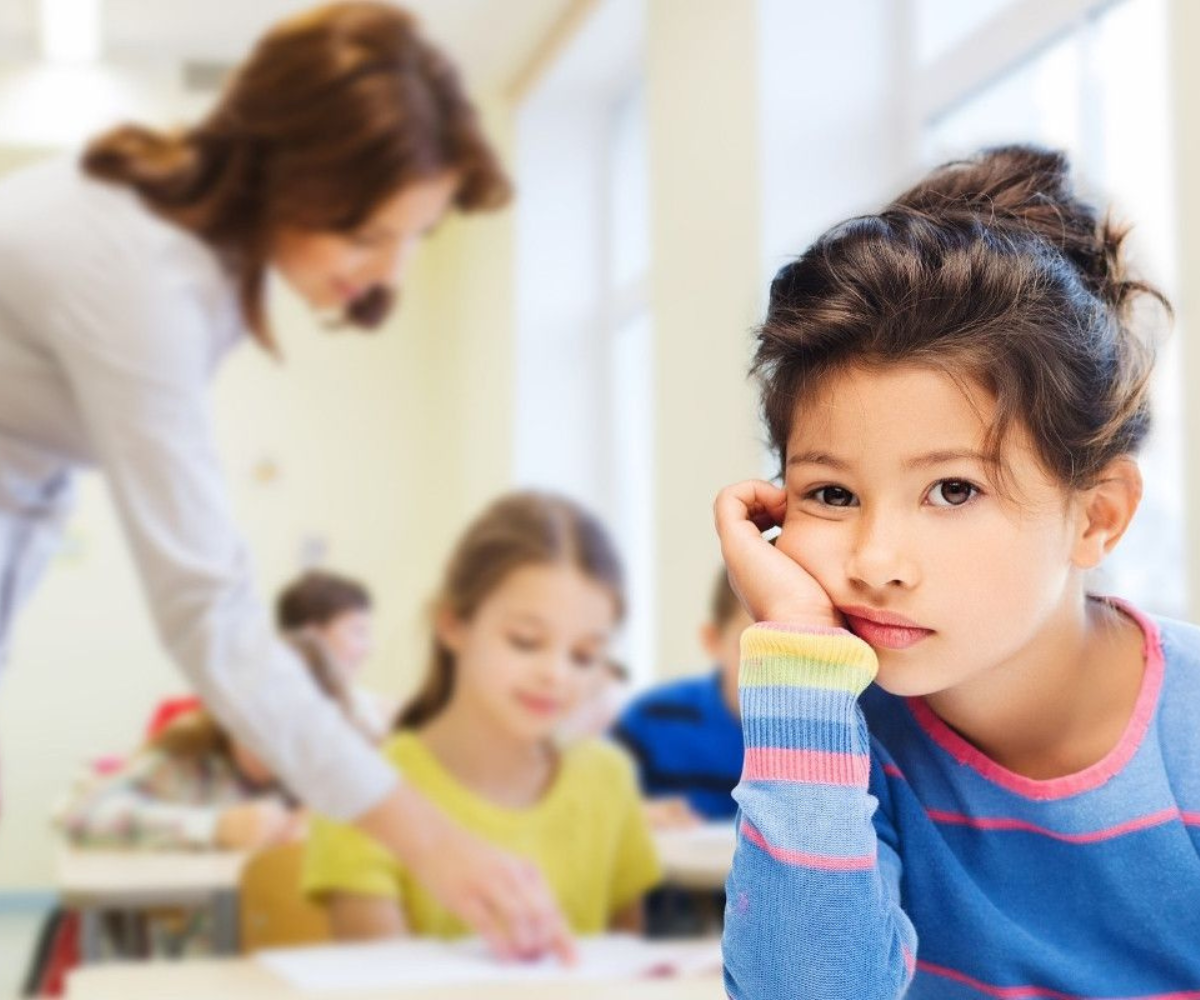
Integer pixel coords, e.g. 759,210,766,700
723,602,1200,998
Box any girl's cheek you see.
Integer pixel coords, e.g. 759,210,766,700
778,517,841,579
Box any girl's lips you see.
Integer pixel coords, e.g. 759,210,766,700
514,692,560,716
840,606,934,650
839,605,924,628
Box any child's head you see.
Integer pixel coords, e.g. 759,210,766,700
756,146,1165,697
701,568,753,683
397,491,625,741
277,570,373,672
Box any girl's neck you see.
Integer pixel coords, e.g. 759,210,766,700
922,595,1145,780
417,696,557,810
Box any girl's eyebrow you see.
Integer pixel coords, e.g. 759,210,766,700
903,449,988,469
504,612,545,627
787,450,849,470
786,448,986,471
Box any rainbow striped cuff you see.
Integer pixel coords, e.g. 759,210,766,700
739,623,878,785
740,623,877,694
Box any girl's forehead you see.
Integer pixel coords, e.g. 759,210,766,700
481,563,617,626
787,366,993,456
784,364,1067,505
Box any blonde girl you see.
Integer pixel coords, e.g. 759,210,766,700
304,491,662,941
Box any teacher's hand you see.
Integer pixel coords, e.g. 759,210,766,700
356,781,575,963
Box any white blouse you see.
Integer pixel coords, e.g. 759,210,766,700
0,155,395,821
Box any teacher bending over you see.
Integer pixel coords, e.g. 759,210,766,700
0,1,570,960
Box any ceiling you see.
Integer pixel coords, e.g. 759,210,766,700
0,0,578,93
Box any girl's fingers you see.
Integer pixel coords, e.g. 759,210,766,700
714,481,788,558
714,479,841,628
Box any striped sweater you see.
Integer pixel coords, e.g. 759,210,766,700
723,603,1200,999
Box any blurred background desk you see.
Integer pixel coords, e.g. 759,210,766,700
56,846,248,960
653,824,735,891
68,958,724,999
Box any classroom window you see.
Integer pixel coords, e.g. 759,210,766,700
513,0,653,679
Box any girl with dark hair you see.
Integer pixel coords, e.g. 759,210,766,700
277,569,387,740
714,146,1200,996
0,2,571,959
303,491,661,941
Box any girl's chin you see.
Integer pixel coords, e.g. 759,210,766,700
870,664,941,699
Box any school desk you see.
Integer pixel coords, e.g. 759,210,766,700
67,959,725,999
56,845,248,960
653,823,736,890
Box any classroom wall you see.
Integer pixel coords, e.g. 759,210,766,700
1168,0,1200,623
644,0,764,678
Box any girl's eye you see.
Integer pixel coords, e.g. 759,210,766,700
809,486,858,508
927,479,978,508
508,634,540,652
571,650,601,670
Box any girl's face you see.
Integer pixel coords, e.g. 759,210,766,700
440,563,619,743
270,171,460,314
315,609,374,674
778,364,1092,698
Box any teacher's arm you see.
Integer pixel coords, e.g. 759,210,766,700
44,253,572,960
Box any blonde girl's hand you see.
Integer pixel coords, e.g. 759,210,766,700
713,480,841,630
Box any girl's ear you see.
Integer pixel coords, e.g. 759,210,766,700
434,603,465,654
1070,457,1143,570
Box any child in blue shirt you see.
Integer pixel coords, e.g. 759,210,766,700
613,569,751,824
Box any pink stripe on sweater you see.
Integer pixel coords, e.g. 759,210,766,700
927,806,1196,844
741,819,875,871
907,598,1164,800
742,747,870,786
917,959,1200,999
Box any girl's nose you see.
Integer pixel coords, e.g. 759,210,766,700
381,236,418,289
845,513,919,591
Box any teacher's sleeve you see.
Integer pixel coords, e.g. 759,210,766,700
43,240,397,821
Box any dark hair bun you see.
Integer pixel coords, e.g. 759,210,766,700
890,144,1157,320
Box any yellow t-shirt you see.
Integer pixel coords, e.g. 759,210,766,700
302,732,662,937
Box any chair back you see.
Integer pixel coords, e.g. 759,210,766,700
239,841,330,952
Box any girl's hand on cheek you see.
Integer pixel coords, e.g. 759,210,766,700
714,480,842,630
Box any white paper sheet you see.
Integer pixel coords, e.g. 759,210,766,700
256,935,722,993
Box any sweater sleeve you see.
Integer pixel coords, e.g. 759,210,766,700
41,234,396,823
722,624,917,999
